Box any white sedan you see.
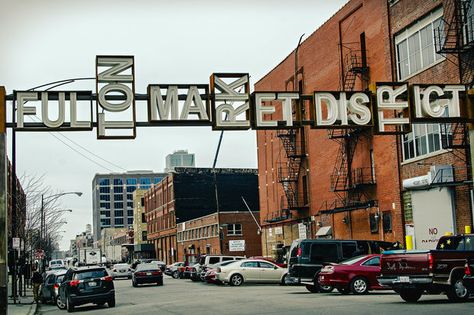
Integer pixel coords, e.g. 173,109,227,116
216,259,287,286
110,263,132,279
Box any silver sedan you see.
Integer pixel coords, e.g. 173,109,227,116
110,263,132,279
216,259,287,286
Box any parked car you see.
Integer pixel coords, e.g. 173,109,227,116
150,260,166,272
203,260,240,284
249,256,287,268
132,263,163,287
110,263,132,279
288,239,399,292
378,234,474,303
464,258,474,293
57,266,115,312
184,263,201,281
318,254,383,294
47,265,68,275
41,270,67,305
49,259,65,269
216,259,287,286
191,255,245,281
165,262,184,279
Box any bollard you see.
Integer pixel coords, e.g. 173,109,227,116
405,235,413,250
466,226,472,234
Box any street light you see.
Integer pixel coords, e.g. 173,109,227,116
40,192,81,271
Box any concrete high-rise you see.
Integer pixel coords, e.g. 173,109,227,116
165,150,195,172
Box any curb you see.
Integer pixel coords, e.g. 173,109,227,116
30,303,39,315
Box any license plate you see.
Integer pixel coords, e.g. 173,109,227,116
146,272,152,276
88,282,97,287
399,276,410,283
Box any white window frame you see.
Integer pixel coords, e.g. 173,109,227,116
227,223,243,236
401,122,451,163
395,8,444,81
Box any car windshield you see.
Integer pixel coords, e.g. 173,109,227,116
56,275,65,283
51,266,66,270
73,269,107,280
340,255,367,265
214,260,236,267
136,263,159,271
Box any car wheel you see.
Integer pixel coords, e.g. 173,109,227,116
172,271,179,279
56,296,66,310
229,274,244,286
350,277,369,295
132,280,138,287
337,287,350,295
399,289,423,303
157,279,163,286
319,285,334,293
447,276,469,302
305,284,319,293
280,274,288,286
108,297,116,308
66,296,75,313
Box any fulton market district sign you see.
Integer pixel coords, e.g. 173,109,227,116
11,56,474,139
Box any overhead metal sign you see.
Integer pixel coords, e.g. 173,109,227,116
11,55,472,139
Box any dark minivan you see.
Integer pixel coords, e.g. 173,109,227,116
288,239,399,292
58,266,115,312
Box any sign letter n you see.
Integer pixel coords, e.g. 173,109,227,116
96,56,136,139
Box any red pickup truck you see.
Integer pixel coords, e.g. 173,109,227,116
378,234,474,303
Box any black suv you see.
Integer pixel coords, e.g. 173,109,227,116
288,239,400,292
58,266,115,312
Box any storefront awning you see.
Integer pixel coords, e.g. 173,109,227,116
316,226,332,236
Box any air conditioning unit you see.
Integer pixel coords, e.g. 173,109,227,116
403,174,431,190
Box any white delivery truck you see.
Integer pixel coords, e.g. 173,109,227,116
78,248,101,266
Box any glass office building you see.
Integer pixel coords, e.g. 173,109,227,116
165,150,195,172
92,171,167,241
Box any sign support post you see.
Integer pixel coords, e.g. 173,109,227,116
0,86,8,314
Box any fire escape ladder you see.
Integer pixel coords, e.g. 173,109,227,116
330,133,360,192
440,122,469,162
435,0,474,54
276,129,307,212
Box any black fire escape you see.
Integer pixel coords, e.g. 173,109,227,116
434,0,473,162
321,45,376,214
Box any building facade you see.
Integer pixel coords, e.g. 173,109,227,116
132,189,155,259
145,168,259,264
165,150,195,172
92,170,167,240
255,0,474,260
176,212,262,261
390,0,474,249
255,0,401,260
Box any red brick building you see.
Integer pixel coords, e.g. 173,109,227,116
255,0,474,260
255,0,401,260
389,0,474,249
145,168,260,264
176,212,261,261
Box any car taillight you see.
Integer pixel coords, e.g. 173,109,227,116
297,247,302,257
69,280,81,287
101,276,113,282
53,283,59,289
428,253,433,272
136,272,145,276
465,262,472,276
151,271,161,276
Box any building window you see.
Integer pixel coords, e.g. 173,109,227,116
154,177,164,184
139,178,151,189
101,218,111,226
383,211,392,232
127,210,134,217
114,202,124,209
99,186,110,194
126,178,137,192
227,223,243,236
369,214,379,233
395,8,443,80
114,210,123,217
142,231,147,241
115,218,124,225
100,210,110,218
99,195,110,201
127,201,134,209
402,122,450,161
99,202,110,209
141,197,145,207
141,213,146,223
127,218,133,225
114,194,123,201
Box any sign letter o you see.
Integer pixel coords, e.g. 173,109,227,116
98,83,133,112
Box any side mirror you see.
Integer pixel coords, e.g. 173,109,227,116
274,266,278,270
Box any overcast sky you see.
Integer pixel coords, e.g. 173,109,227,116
1,0,348,250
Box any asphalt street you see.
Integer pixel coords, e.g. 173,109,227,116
38,276,474,315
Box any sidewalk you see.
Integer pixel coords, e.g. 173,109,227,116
7,279,38,315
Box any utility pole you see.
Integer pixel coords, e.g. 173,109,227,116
0,87,8,314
